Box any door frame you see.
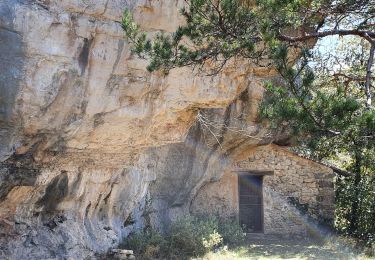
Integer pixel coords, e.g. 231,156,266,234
235,170,273,234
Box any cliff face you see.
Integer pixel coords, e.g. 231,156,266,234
0,1,279,258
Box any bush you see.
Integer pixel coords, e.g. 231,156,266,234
122,216,245,259
123,229,167,259
219,218,246,246
167,216,222,257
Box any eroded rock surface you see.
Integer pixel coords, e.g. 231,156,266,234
0,0,280,258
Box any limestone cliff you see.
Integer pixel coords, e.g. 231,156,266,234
0,1,281,258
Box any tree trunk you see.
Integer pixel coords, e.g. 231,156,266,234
348,151,362,235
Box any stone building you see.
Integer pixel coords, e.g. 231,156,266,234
191,144,335,236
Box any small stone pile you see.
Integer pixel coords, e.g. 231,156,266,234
110,249,135,259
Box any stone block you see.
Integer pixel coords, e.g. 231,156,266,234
110,249,135,260
318,180,334,188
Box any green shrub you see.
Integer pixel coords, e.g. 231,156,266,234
167,216,222,257
123,229,166,259
122,216,245,259
365,242,375,257
218,218,246,246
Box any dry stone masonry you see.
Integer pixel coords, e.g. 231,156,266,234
191,144,335,236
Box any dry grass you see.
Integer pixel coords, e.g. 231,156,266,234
197,238,375,260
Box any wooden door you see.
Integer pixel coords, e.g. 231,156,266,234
238,175,263,233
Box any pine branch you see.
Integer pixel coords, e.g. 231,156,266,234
279,29,375,43
332,73,375,83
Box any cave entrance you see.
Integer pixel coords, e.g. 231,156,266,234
238,174,263,233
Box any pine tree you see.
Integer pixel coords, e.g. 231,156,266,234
122,0,375,243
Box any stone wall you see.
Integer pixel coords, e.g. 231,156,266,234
191,144,335,236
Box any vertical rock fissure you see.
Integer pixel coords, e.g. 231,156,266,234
78,37,93,76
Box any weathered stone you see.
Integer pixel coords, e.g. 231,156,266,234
110,248,134,260
0,0,334,259
191,145,335,236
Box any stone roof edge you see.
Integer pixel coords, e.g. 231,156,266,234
273,144,353,177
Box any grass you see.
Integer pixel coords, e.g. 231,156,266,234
120,216,374,260
198,238,375,260
121,216,246,259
